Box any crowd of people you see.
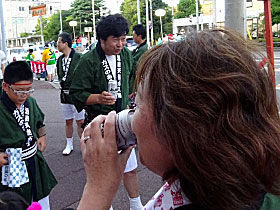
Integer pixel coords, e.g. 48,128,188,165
1,13,280,210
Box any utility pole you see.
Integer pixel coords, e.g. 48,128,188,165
149,0,153,46
145,0,150,48
243,0,247,39
213,0,216,28
195,0,199,31
137,0,141,24
0,0,7,53
263,0,275,76
92,0,96,41
39,16,45,46
225,0,245,38
59,5,62,33
80,17,82,35
172,1,174,34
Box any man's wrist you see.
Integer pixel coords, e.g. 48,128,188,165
86,94,101,105
37,125,46,138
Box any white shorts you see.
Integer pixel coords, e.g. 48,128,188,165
124,148,138,173
61,103,85,120
46,64,55,74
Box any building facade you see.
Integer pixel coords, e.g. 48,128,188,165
3,0,61,47
173,0,277,38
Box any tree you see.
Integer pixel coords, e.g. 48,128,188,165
20,32,31,38
271,0,280,25
35,10,73,43
68,0,106,37
120,0,172,40
175,0,201,19
120,0,145,33
46,10,73,41
35,16,48,40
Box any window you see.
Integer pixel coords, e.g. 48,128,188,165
19,6,24,11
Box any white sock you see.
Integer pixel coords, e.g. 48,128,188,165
109,206,113,210
129,196,143,210
66,137,73,147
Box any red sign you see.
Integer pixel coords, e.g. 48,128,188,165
30,4,46,17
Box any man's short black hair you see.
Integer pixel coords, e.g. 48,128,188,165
28,49,33,53
58,32,72,48
133,24,146,40
4,61,33,84
96,14,129,41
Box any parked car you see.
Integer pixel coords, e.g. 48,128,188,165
23,43,35,52
82,40,98,54
126,36,137,51
6,47,26,64
50,47,62,59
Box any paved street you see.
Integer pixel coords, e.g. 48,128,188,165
31,80,162,210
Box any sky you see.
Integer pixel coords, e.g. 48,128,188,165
59,0,181,12
60,0,74,10
163,0,180,7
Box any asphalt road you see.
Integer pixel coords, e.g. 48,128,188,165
31,80,162,210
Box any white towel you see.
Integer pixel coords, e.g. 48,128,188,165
1,148,29,188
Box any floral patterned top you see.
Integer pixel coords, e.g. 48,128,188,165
143,179,191,210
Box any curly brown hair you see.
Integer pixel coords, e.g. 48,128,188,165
135,29,280,210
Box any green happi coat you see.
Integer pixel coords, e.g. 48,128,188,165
260,193,280,210
132,41,148,68
57,49,82,104
130,41,148,92
70,44,133,114
0,96,57,204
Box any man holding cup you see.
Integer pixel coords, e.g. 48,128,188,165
70,14,143,210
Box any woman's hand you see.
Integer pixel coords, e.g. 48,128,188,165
37,136,46,152
0,153,8,167
78,111,134,210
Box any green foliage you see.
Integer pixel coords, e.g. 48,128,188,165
175,0,201,19
258,38,280,42
120,0,146,33
271,0,280,25
35,10,73,43
46,10,73,41
35,16,48,39
120,0,173,41
68,0,106,36
20,32,31,38
34,0,106,43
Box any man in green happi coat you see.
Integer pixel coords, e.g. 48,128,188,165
56,32,84,156
70,14,143,210
132,24,148,70
129,24,148,96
